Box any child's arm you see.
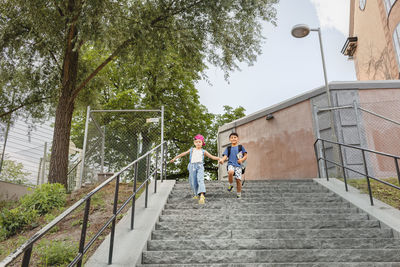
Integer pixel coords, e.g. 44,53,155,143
219,155,227,164
238,152,247,164
169,150,190,163
204,150,220,161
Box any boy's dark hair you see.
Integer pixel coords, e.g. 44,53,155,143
229,132,239,138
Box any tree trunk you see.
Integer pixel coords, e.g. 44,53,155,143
48,95,75,187
48,1,79,187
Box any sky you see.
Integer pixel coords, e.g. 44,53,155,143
196,0,356,115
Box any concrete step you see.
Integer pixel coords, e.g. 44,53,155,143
155,220,380,231
147,238,400,251
167,195,344,204
172,184,329,190
159,213,370,222
168,192,340,199
162,207,359,216
139,262,400,267
142,249,400,264
151,228,393,240
164,202,350,210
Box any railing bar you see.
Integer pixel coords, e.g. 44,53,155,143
359,107,400,127
108,175,120,264
317,105,353,112
321,140,329,181
338,144,348,192
154,148,159,193
145,155,150,208
321,157,400,191
314,138,400,159
77,198,91,267
361,150,374,205
68,253,83,267
131,162,138,230
395,158,400,186
21,245,33,267
313,143,321,178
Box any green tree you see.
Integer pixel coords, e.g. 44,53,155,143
0,158,30,185
1,0,278,187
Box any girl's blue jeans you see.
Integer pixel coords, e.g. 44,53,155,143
188,162,206,196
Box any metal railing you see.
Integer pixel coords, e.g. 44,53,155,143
314,138,400,206
1,142,168,267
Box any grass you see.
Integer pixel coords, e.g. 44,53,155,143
341,177,400,210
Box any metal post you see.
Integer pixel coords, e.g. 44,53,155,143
131,163,138,230
40,142,47,185
338,144,348,192
395,158,400,186
313,142,321,178
160,106,164,183
36,158,42,185
321,140,329,180
21,246,33,267
312,28,339,176
101,126,105,173
77,198,91,267
154,148,158,193
163,143,167,181
362,150,374,205
79,106,91,189
108,174,120,264
313,105,326,176
145,154,150,208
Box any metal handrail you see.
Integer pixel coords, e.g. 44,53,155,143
314,138,400,206
1,141,168,267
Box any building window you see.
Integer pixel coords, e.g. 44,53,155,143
383,0,396,14
393,23,400,71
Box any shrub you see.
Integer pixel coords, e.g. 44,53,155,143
38,240,76,266
0,207,38,238
20,183,66,215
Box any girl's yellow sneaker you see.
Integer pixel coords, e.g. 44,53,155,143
198,195,205,204
193,195,199,200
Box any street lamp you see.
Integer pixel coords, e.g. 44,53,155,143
292,24,339,179
291,24,332,108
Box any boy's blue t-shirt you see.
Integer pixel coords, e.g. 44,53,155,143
223,145,247,167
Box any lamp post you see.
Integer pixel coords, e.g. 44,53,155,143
291,24,332,108
292,24,339,178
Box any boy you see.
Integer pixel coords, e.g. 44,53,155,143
219,132,248,198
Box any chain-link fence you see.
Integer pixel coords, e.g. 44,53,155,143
315,100,400,180
72,107,163,190
0,119,53,185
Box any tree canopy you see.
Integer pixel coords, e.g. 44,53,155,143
0,0,278,187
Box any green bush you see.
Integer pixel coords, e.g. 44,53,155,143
0,207,38,238
20,183,66,215
0,183,66,238
38,240,76,266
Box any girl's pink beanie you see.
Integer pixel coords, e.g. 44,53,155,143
194,134,205,146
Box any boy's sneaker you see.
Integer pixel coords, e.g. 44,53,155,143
236,193,241,199
199,195,205,204
193,195,199,200
227,185,234,192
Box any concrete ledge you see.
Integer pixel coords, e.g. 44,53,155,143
314,178,400,238
85,179,175,267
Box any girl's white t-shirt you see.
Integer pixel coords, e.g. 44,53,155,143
191,149,203,163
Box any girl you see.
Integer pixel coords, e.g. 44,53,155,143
169,134,220,204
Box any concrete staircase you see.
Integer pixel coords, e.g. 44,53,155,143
140,180,400,266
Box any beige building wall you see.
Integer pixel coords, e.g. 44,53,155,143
350,0,400,80
219,101,317,180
